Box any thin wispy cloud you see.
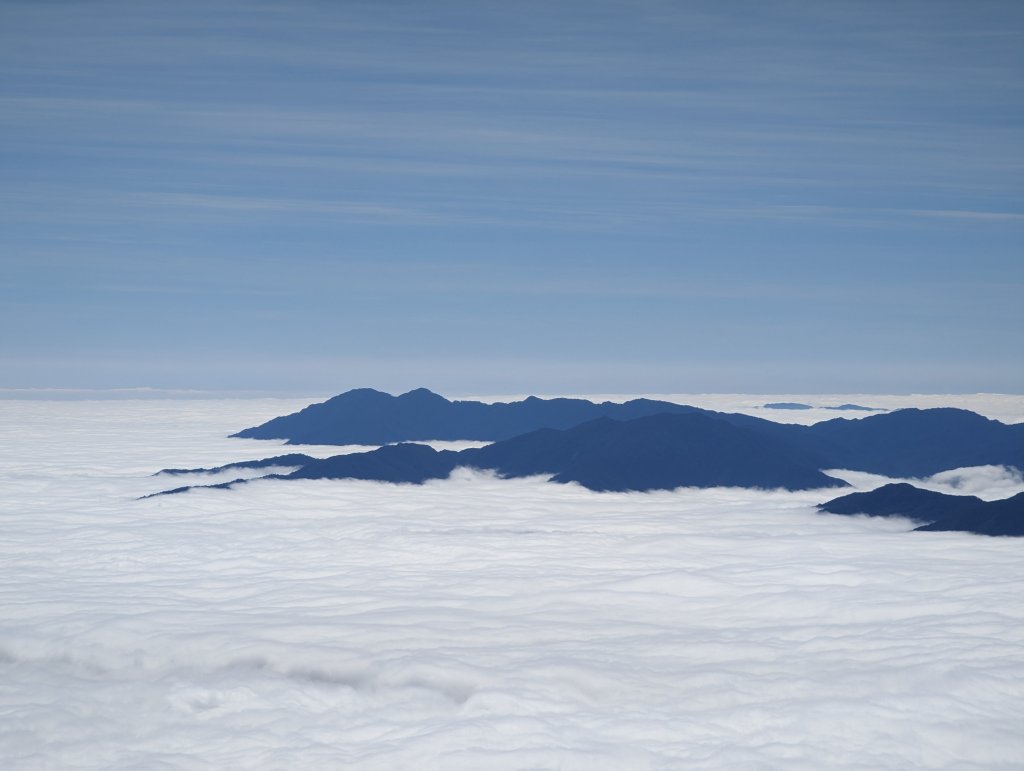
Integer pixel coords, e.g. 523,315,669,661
909,209,1024,222
1,0,1021,390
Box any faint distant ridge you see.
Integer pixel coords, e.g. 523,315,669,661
818,483,1024,536
231,387,706,445
762,401,885,412
826,403,885,412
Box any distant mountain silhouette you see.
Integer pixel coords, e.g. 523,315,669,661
230,390,1023,479
763,402,883,412
818,483,1024,536
818,483,984,522
804,408,1024,477
158,411,847,494
157,453,316,475
458,413,844,491
231,388,704,445
287,443,459,485
915,492,1024,536
150,392,1024,536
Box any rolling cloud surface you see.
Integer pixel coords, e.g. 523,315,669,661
1,398,1022,768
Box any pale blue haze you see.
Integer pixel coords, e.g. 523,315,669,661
1,0,1021,393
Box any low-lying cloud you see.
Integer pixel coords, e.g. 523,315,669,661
1,398,1022,769
828,464,1024,502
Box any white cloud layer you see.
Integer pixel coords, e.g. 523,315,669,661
829,465,1024,502
1,399,1023,769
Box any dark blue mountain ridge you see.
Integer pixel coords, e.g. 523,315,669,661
231,388,706,445
158,412,848,494
817,483,985,522
230,389,1024,479
818,483,1024,536
458,412,845,492
805,407,1024,477
915,492,1024,536
287,443,460,485
157,453,317,476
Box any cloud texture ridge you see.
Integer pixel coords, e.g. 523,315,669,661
1,398,1023,769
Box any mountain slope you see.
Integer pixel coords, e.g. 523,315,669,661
915,492,1024,536
805,408,1024,477
818,483,1024,536
817,483,985,522
460,412,844,491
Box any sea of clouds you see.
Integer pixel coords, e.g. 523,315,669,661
1,396,1022,769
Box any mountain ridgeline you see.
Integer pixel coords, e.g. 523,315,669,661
149,388,1024,535
231,388,706,445
233,388,1024,478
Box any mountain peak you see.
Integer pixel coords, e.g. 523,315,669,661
325,387,392,404
399,387,449,404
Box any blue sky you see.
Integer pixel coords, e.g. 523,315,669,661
2,0,1021,394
